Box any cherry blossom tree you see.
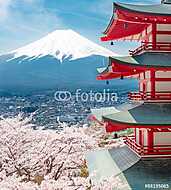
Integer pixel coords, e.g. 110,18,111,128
0,116,124,190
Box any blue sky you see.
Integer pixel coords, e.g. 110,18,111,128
0,0,159,55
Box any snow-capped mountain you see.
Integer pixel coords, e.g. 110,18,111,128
10,29,115,62
0,29,135,93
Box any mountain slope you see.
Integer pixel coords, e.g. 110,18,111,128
0,29,136,92
10,29,115,62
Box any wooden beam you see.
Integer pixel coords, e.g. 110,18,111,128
155,78,171,81
147,130,154,153
151,70,156,99
157,31,171,35
152,23,157,49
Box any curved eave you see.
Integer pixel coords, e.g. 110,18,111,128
102,2,171,41
102,2,149,38
102,103,171,128
103,117,171,128
110,57,171,69
115,2,171,17
96,67,117,80
96,63,141,80
97,73,121,80
101,20,147,41
97,70,140,80
110,52,171,69
97,53,171,81
103,3,116,35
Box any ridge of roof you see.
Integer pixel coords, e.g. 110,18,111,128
114,2,171,16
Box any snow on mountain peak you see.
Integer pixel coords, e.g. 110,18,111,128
10,29,116,62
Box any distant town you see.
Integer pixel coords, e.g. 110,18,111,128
0,90,128,129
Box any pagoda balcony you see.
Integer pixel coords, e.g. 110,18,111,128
125,136,171,157
128,91,171,101
129,42,171,56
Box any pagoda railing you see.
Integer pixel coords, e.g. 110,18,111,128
129,42,171,55
125,136,171,157
128,91,171,101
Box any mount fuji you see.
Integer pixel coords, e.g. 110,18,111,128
0,29,134,93
10,29,114,62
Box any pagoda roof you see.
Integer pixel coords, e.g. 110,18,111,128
103,103,171,127
91,107,119,122
110,52,171,68
97,52,171,80
115,2,171,16
101,2,171,41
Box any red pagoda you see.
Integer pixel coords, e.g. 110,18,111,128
94,0,171,158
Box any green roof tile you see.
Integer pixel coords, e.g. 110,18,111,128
110,52,171,68
103,103,171,126
115,2,171,16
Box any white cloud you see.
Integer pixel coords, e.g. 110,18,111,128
0,0,63,32
0,0,63,28
0,0,12,21
0,0,64,53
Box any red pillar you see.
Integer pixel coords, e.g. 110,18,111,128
142,72,146,99
150,70,155,99
135,128,136,142
139,129,143,146
147,129,154,153
152,23,157,49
